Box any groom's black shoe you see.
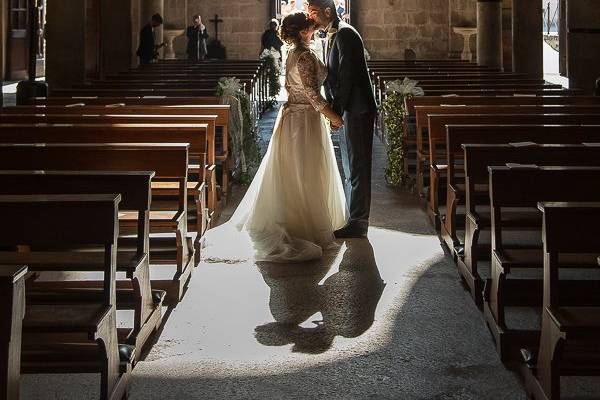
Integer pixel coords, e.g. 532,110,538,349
334,224,368,239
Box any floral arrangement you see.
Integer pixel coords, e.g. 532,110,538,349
260,47,282,109
216,77,260,180
382,78,424,187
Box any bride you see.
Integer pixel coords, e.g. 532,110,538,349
204,11,348,263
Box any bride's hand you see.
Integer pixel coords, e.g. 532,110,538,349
330,114,344,131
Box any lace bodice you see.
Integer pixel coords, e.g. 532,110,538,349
285,47,329,112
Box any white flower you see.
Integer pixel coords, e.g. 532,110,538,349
386,77,425,96
260,48,281,61
218,77,243,97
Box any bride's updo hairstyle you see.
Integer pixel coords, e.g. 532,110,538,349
280,11,315,47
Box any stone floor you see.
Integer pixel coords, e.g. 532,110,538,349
125,138,527,400
22,108,532,399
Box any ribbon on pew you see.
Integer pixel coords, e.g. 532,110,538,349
217,77,246,173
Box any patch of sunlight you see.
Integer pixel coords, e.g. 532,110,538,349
543,41,569,88
142,225,445,370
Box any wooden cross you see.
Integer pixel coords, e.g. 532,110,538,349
210,14,224,41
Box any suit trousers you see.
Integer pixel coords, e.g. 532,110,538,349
338,110,375,228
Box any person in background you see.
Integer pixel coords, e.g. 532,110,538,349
595,78,600,96
187,15,209,61
261,19,284,54
136,13,163,65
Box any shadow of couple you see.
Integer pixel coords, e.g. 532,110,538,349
254,238,385,354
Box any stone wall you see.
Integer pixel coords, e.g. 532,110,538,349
165,0,269,60
161,0,508,61
354,0,479,60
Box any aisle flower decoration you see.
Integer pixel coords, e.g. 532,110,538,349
382,78,424,186
216,77,260,177
260,47,282,108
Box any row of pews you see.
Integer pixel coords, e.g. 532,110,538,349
0,59,265,399
369,59,600,399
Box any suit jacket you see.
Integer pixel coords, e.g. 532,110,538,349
261,29,283,54
186,26,209,57
137,23,155,60
325,17,377,116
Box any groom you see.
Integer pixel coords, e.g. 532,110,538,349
308,0,377,238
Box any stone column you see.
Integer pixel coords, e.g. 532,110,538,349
46,0,86,89
100,0,134,76
512,0,543,78
558,0,567,75
477,0,503,69
566,0,600,93
0,0,7,80
141,0,164,57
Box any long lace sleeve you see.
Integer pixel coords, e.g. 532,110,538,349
297,51,329,112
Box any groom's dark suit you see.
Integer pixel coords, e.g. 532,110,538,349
324,17,377,231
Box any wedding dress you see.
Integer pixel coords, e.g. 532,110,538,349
204,45,348,263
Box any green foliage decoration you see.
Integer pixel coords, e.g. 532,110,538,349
260,48,282,109
381,78,424,187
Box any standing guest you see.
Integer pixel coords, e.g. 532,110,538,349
595,78,600,96
136,13,163,65
186,15,209,62
261,19,284,54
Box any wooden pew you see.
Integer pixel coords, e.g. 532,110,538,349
399,96,600,183
0,171,162,352
13,101,233,203
27,96,226,106
405,96,600,118
401,88,578,99
377,80,561,104
486,166,600,361
425,114,600,228
0,194,131,400
413,104,600,198
434,106,600,242
50,88,221,98
0,122,208,252
0,114,216,229
0,265,27,400
522,202,600,400
1,103,231,211
458,141,600,306
375,76,543,103
0,143,192,304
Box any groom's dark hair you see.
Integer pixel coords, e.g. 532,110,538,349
307,0,336,11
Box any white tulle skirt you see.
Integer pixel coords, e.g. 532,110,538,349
203,103,349,263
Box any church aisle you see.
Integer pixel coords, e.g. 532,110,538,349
125,137,525,399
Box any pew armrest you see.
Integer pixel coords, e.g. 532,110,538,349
0,265,28,282
431,164,448,176
466,211,481,229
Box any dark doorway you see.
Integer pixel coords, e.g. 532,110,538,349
6,0,45,80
